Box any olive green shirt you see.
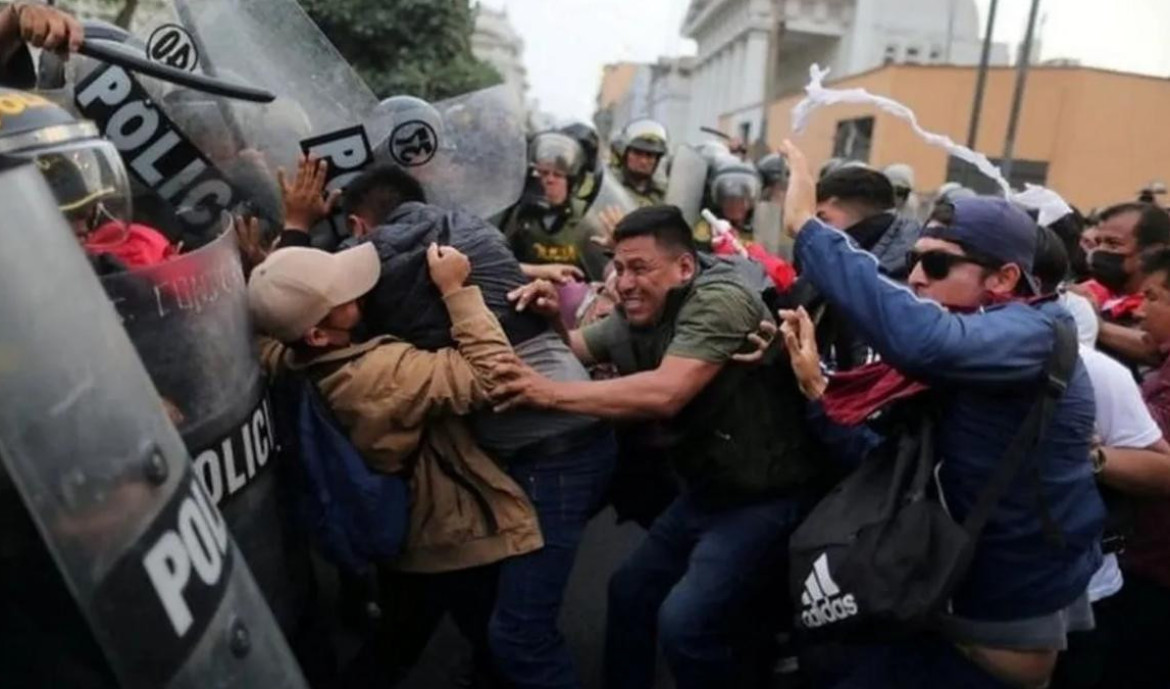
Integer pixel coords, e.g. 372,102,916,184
582,280,763,371
577,260,817,505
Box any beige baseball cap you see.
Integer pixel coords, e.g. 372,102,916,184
247,243,381,343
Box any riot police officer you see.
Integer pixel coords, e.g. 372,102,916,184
502,131,605,281
757,152,789,204
692,158,763,250
0,87,140,263
611,118,669,207
560,120,601,202
884,162,920,220
0,128,309,689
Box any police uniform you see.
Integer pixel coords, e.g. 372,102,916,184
610,163,666,208
502,196,606,280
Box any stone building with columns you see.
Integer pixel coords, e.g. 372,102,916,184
681,0,1009,146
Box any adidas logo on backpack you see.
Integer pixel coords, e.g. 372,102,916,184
799,553,858,629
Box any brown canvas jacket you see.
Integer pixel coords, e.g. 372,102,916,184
260,286,542,572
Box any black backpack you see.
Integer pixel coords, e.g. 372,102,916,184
787,320,1077,641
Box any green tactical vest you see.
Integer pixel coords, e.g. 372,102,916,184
610,164,666,208
606,258,822,506
502,198,607,281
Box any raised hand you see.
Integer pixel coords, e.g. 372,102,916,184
277,156,341,232
426,243,471,296
778,140,816,238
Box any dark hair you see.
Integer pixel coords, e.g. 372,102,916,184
1032,226,1071,294
816,167,896,211
341,163,426,223
1046,207,1086,244
1140,246,1170,287
1098,202,1170,250
612,205,695,256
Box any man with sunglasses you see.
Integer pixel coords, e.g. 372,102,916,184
779,140,1104,689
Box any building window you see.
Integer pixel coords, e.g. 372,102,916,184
884,44,897,66
832,116,874,163
946,156,1049,193
930,45,943,61
906,46,920,64
740,122,752,143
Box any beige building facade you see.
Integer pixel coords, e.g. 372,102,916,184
747,64,1170,211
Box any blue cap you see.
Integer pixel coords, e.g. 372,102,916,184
923,196,1040,291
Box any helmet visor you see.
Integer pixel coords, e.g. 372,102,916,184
712,171,762,206
530,133,585,177
30,140,132,240
625,120,669,155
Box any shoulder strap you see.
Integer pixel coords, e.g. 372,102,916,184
960,320,1079,539
609,323,639,376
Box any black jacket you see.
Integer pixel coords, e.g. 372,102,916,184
783,212,921,372
363,202,548,350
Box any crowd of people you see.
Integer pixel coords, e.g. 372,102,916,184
5,3,1170,689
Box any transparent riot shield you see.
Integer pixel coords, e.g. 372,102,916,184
754,201,791,259
0,160,306,689
665,144,710,227
100,221,312,637
365,84,528,220
577,169,639,279
66,0,379,246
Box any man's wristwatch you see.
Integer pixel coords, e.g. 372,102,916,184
1091,446,1108,475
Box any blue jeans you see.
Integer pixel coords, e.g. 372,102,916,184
604,492,802,689
489,429,618,689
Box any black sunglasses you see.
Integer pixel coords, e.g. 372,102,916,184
906,249,998,280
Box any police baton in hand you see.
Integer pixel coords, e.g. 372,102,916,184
79,38,276,103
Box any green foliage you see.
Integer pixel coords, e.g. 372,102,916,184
58,0,159,28
301,0,501,101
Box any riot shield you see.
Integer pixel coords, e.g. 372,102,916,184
0,160,306,689
364,84,528,220
65,0,379,246
665,144,709,227
754,201,790,259
578,170,639,279
100,221,312,638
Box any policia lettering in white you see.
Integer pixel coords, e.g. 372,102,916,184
75,64,237,229
193,398,275,505
143,474,229,637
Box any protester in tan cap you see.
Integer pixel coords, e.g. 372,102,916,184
248,240,542,686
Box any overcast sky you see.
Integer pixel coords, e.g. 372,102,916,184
478,0,1170,123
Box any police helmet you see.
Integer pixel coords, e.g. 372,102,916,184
0,88,131,240
709,159,763,208
938,182,976,202
374,95,449,165
529,131,587,182
560,121,600,173
621,119,669,157
756,153,789,189
883,163,915,193
695,140,732,167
